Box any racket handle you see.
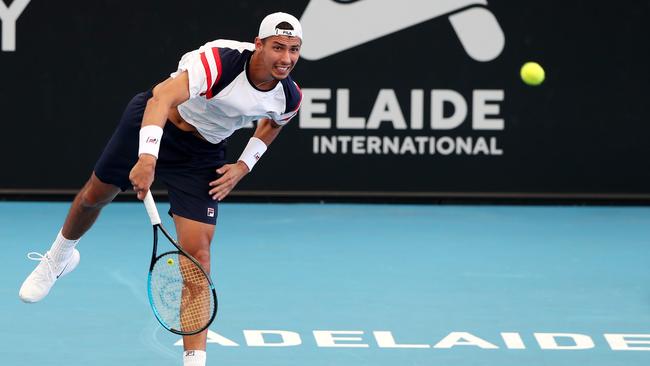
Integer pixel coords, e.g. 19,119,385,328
143,191,162,225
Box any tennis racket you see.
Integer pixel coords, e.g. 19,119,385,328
143,191,217,335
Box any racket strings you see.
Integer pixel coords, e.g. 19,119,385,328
179,257,212,331
150,253,214,333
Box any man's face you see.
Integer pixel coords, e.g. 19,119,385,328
256,35,302,80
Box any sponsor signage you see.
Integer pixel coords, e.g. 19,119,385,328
174,329,650,351
1,1,649,197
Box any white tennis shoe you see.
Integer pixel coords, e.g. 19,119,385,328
18,249,80,303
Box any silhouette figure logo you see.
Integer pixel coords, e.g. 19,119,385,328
300,0,505,62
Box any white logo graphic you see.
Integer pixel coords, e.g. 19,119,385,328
0,0,31,52
174,329,650,351
300,0,505,62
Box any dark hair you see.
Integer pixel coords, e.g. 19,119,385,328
260,21,295,44
275,21,294,30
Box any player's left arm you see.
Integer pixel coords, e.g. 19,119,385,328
208,118,283,201
253,117,284,145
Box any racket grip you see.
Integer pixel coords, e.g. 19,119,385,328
143,191,162,225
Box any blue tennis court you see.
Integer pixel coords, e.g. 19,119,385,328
2,201,650,365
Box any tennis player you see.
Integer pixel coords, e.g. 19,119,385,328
19,12,303,366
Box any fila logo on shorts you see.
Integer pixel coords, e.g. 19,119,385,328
207,208,215,217
299,0,505,62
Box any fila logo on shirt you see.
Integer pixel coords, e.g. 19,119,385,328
299,0,505,62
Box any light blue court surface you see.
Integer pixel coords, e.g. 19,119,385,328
1,202,650,366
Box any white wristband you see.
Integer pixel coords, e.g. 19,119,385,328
138,125,164,159
238,137,267,171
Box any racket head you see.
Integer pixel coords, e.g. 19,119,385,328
147,250,217,335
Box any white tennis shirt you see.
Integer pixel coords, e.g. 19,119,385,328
170,39,302,144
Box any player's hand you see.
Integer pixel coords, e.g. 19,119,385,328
129,154,157,200
209,161,250,201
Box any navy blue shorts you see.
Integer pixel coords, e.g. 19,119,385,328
94,90,227,225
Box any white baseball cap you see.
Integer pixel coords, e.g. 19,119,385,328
258,12,303,40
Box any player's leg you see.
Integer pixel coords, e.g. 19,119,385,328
19,90,152,303
62,173,121,239
160,175,220,366
18,173,120,302
153,108,227,366
173,215,215,366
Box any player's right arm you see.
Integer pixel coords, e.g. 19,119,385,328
144,72,191,130
129,71,191,200
131,42,224,199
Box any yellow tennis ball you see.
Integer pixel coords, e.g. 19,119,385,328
520,62,545,86
167,258,174,266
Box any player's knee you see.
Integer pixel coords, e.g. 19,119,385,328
79,190,108,209
77,174,119,209
177,220,214,270
191,248,211,271
78,183,112,209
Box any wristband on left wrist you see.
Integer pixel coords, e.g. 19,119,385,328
238,137,267,171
